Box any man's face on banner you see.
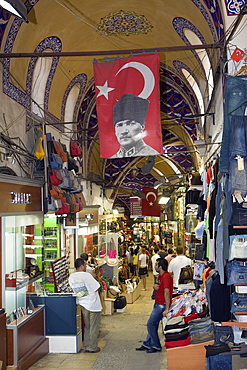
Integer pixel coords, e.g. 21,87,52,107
115,119,144,149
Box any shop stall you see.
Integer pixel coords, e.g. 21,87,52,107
0,175,48,369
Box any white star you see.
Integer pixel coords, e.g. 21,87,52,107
149,202,153,206
96,81,114,99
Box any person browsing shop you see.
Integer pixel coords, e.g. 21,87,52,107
138,246,149,290
136,258,173,353
168,246,192,288
69,258,102,353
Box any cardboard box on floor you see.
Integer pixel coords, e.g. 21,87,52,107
121,282,141,304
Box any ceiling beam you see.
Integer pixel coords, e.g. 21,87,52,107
0,43,222,59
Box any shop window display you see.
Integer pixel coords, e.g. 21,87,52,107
2,214,44,322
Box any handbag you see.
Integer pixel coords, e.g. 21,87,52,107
75,196,83,211
48,197,62,212
179,265,193,284
49,184,64,199
50,153,63,170
48,169,63,186
70,140,82,157
71,177,82,193
68,156,79,173
55,197,71,214
107,286,120,299
60,168,70,189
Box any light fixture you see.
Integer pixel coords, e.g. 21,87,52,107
132,190,146,199
112,209,119,215
154,176,167,189
158,191,170,205
141,156,156,175
0,0,28,23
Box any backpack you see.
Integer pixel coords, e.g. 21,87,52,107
179,265,193,284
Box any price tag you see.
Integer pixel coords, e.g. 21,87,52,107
234,191,244,204
237,157,244,170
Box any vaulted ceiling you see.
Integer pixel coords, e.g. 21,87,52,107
0,0,227,208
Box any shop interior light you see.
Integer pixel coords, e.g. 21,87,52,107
158,191,170,205
0,0,28,22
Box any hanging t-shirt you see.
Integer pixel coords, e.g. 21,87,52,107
69,271,102,312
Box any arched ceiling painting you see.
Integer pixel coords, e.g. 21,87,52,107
0,0,228,211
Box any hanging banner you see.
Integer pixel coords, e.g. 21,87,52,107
141,187,160,217
93,53,163,158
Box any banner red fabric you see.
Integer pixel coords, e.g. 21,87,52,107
141,187,160,217
230,47,246,62
93,53,163,158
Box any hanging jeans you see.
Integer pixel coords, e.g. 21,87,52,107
227,259,247,285
229,116,247,194
220,75,247,174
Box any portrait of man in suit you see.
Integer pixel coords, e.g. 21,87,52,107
111,93,160,158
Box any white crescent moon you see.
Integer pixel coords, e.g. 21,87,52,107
115,62,155,99
146,192,157,202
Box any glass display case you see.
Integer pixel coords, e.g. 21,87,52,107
2,214,44,320
43,216,60,292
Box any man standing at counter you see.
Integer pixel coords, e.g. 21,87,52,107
69,258,102,353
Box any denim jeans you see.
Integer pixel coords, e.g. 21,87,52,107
220,75,247,174
214,325,234,345
229,234,247,260
143,302,165,350
206,354,232,370
215,218,225,284
231,292,247,313
228,116,247,194
227,259,247,285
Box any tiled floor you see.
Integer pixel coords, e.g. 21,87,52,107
28,274,168,370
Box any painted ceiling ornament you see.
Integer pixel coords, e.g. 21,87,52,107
226,0,247,15
97,10,153,36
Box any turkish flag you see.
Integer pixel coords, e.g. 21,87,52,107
141,187,160,217
231,47,246,62
93,53,163,158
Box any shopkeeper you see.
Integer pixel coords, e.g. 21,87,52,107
69,258,102,353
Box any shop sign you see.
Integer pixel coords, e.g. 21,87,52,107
0,182,42,213
11,192,32,204
130,197,142,218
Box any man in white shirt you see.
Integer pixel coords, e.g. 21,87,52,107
69,258,102,353
151,247,160,284
151,247,160,299
168,246,192,288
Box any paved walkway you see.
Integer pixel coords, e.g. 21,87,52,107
29,274,168,370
